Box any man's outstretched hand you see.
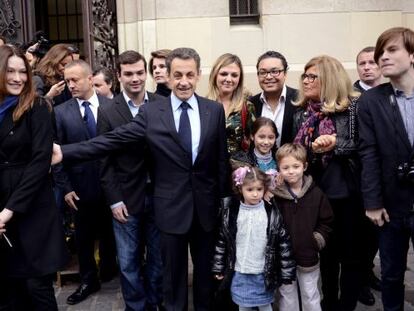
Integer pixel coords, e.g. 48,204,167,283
52,143,63,165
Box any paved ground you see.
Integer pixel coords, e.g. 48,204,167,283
55,247,414,310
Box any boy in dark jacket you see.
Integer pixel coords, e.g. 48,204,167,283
273,143,333,311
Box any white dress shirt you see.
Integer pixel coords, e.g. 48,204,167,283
77,91,100,122
260,84,287,147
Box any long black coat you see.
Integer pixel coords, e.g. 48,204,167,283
0,98,67,277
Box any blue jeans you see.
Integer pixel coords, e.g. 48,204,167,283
112,196,163,311
378,212,414,311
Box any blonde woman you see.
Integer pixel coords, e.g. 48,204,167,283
291,55,362,311
207,53,256,156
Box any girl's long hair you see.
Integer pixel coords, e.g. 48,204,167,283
250,117,278,160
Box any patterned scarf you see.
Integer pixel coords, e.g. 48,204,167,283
0,96,18,125
294,101,336,166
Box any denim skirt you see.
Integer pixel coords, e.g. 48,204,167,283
230,271,274,307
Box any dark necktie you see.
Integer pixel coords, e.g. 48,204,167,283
82,101,96,137
178,101,192,154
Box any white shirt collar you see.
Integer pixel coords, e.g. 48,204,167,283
359,80,372,91
260,84,287,106
122,91,149,107
171,92,198,112
77,91,99,108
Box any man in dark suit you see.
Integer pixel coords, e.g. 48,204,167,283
52,48,230,311
249,51,298,147
53,60,117,305
354,46,382,307
358,27,414,311
98,50,163,310
93,67,116,99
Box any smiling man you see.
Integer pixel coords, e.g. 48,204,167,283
354,46,382,93
97,50,164,311
249,51,298,147
358,27,414,311
52,48,230,311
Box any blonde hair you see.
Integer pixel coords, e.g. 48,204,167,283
295,55,359,114
207,53,247,114
276,143,307,165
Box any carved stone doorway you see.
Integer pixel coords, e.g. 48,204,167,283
82,0,119,72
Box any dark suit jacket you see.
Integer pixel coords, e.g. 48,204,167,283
358,83,414,217
97,92,162,215
249,86,298,146
62,94,230,234
53,94,112,202
0,98,67,277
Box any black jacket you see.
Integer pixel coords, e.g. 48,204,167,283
53,95,112,202
292,100,360,199
97,92,162,215
358,83,414,216
212,197,296,291
33,74,72,106
249,86,298,146
61,94,230,234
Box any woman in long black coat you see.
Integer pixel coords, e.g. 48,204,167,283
0,45,67,310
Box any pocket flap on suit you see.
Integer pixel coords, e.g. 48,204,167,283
153,188,174,199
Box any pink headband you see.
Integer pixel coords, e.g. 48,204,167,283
233,166,251,186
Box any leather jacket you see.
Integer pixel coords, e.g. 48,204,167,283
292,100,361,196
212,196,296,291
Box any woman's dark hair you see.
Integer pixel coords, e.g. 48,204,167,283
0,45,37,122
251,117,279,138
149,49,171,76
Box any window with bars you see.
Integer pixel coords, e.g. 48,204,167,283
45,0,83,51
229,0,259,25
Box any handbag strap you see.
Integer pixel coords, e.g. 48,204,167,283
241,102,247,131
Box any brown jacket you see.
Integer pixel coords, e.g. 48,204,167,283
273,175,333,268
